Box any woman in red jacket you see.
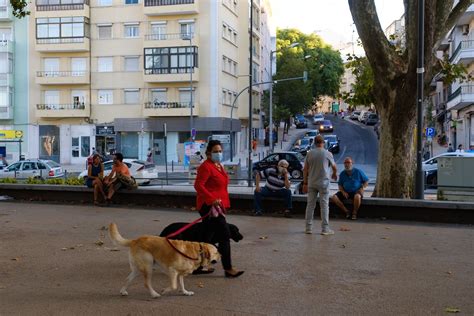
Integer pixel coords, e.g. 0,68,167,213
194,140,244,278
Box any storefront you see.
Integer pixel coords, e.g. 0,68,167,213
95,125,116,156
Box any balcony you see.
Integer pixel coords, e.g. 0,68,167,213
36,103,90,118
144,33,198,47
447,85,474,110
144,0,198,16
0,106,12,120
35,0,89,17
144,67,199,83
36,71,90,85
143,101,198,117
36,37,90,52
0,73,13,87
0,39,14,53
449,40,474,65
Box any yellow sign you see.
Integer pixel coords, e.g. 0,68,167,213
0,130,23,139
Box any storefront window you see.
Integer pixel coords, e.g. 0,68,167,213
81,136,90,157
121,132,138,158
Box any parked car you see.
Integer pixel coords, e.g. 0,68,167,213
252,151,305,179
291,137,314,156
358,111,371,123
350,111,361,120
0,159,64,179
304,129,319,137
323,135,340,154
365,113,379,125
78,159,156,186
318,120,334,133
422,152,474,172
312,114,325,124
295,116,308,129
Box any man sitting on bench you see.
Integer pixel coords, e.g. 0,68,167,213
331,157,368,220
254,159,293,217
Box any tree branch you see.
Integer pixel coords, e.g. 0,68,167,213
348,0,403,80
440,0,474,43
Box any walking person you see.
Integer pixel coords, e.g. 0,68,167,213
302,135,338,235
194,140,244,278
146,147,153,163
447,143,455,152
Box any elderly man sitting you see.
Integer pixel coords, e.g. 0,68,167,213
331,157,368,220
254,159,293,217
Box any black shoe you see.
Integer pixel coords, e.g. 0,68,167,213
224,270,244,278
192,267,215,275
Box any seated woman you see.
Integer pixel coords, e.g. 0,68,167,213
86,154,105,206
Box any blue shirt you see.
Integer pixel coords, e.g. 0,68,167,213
338,168,368,193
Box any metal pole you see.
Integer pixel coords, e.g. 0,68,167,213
269,50,274,153
189,37,194,141
230,118,233,162
164,123,168,185
248,0,253,187
415,0,425,199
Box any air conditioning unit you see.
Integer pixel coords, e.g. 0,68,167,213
462,24,469,35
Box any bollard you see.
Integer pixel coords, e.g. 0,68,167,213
171,160,174,172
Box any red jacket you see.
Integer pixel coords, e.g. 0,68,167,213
194,159,230,210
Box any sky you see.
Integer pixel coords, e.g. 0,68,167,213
270,0,405,52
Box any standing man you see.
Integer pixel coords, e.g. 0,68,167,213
331,157,369,220
302,135,337,235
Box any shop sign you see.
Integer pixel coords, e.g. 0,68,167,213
96,126,115,135
0,130,23,139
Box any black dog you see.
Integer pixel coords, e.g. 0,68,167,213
159,222,243,244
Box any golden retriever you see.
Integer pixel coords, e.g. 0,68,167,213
109,223,220,298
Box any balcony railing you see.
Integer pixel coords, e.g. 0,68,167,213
144,0,194,6
449,40,474,63
144,33,194,41
448,85,474,102
37,37,88,44
145,67,195,75
36,0,89,10
36,71,87,77
144,101,192,109
37,103,86,110
0,5,8,18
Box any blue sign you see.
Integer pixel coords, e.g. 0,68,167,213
426,127,435,137
191,128,196,138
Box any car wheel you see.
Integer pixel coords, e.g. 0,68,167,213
291,169,303,179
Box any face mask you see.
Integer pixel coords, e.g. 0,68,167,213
211,152,223,163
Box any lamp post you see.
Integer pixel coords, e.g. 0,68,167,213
269,42,300,152
415,0,425,199
182,32,194,140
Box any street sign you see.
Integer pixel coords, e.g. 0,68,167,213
191,128,196,137
212,134,230,144
0,130,23,139
426,127,435,137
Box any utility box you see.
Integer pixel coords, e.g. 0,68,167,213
437,156,474,201
223,161,241,185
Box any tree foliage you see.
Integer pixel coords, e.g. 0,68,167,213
274,28,344,116
340,54,375,108
9,0,29,18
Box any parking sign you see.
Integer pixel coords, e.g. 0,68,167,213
426,127,435,137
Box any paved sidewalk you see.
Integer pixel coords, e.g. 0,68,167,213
1,202,473,315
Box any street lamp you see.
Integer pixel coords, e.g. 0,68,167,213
182,32,194,140
269,42,299,152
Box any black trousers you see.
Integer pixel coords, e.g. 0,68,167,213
199,204,232,270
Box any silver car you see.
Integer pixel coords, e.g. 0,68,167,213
0,159,64,179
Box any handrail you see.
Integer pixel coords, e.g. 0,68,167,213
144,101,192,109
449,40,474,62
144,33,194,41
37,37,88,44
37,103,86,110
36,71,87,77
144,0,194,7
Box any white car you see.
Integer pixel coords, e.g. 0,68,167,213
312,114,325,124
422,152,474,172
0,159,64,179
78,159,156,186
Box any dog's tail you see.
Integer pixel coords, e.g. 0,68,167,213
109,223,132,247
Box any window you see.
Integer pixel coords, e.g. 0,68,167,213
43,58,59,74
71,58,86,76
124,89,139,104
0,52,12,73
179,88,195,105
179,21,194,39
124,56,139,71
124,24,139,38
150,22,166,40
98,90,113,104
98,0,112,6
125,0,138,4
151,89,167,104
44,90,59,104
98,24,112,39
36,17,89,41
98,57,113,72
144,46,197,75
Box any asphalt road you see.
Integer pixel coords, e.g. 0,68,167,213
1,202,473,315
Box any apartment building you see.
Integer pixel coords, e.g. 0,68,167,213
0,2,28,162
28,0,274,165
444,4,474,149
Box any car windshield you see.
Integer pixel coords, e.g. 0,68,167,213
322,120,331,125
300,139,310,146
45,160,60,168
369,114,378,119
294,152,304,161
325,136,337,142
314,114,323,119
306,131,317,136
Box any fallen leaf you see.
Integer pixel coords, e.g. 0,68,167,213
197,282,204,288
339,227,351,231
259,236,268,240
381,237,390,240
99,226,107,231
76,244,83,247
10,257,19,261
153,219,160,222
340,244,346,248
69,247,75,250
110,248,120,252
445,307,460,313
61,248,68,251
446,271,453,275
72,226,78,229
385,227,391,230
95,240,104,246
273,249,279,252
